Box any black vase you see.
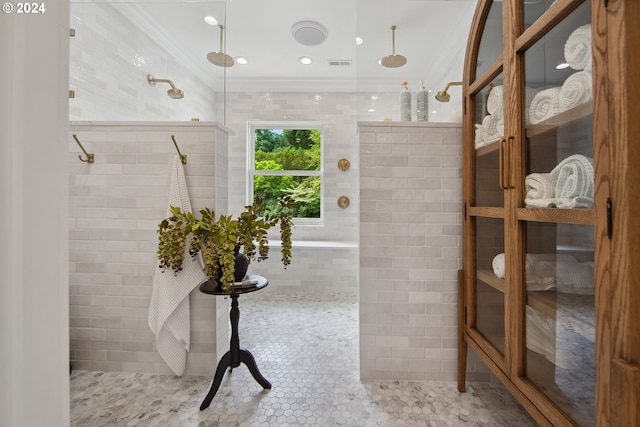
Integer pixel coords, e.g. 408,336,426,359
233,250,249,282
202,249,250,292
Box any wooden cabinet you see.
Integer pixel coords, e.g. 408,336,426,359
458,1,640,426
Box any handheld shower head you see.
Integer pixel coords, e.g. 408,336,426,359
147,74,184,99
434,81,463,103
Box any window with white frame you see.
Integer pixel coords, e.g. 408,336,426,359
248,122,323,222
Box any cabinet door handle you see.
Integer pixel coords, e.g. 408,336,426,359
507,136,515,189
499,138,507,190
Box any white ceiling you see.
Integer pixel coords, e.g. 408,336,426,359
115,0,477,92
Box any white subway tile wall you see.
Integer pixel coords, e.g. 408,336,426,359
358,122,489,381
224,92,367,293
68,123,229,376
69,3,221,122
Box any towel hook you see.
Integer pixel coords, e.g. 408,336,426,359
171,135,187,164
72,134,94,163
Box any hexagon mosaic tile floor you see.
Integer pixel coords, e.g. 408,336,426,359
70,291,537,426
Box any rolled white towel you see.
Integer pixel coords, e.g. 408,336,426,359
550,154,594,208
564,24,592,71
474,123,489,149
559,71,593,111
529,87,562,124
481,114,503,143
525,173,557,208
487,85,504,117
492,253,506,278
524,87,542,124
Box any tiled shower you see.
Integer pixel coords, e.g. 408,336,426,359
67,0,489,383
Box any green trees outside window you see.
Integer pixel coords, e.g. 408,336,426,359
252,128,321,219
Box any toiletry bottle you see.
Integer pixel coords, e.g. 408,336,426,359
400,81,411,122
416,81,428,122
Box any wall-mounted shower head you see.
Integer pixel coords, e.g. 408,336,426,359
147,74,184,99
435,81,463,102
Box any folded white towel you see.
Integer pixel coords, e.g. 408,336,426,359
491,253,556,291
556,261,595,295
529,87,562,124
525,173,557,208
550,154,594,208
487,85,504,117
492,252,594,296
564,24,592,71
559,71,593,111
148,156,206,376
481,114,503,143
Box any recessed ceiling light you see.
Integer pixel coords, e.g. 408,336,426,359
292,21,328,46
235,56,248,65
368,108,376,113
204,16,218,26
299,56,313,65
356,37,363,45
556,62,570,69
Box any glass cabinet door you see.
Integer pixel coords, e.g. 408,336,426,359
520,1,595,425
475,1,502,78
469,0,507,362
475,216,506,355
474,74,506,208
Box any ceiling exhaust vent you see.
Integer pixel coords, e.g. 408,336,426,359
328,59,352,67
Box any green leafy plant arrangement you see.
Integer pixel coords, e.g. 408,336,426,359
157,197,294,293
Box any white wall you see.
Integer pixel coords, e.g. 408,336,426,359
68,123,228,376
225,91,368,292
69,2,221,121
0,4,70,427
359,122,489,382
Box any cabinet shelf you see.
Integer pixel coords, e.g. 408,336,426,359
477,270,557,319
525,101,593,139
475,139,500,157
516,207,594,224
474,102,592,157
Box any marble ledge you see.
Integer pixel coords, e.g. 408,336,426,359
69,121,235,136
358,121,462,133
358,121,461,130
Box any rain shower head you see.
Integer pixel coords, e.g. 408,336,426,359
207,25,234,67
435,81,463,102
381,25,407,68
147,74,184,99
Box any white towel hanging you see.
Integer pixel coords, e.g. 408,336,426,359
148,156,206,376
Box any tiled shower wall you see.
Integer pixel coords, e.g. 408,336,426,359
69,2,221,122
224,91,373,294
358,122,489,381
68,123,229,375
